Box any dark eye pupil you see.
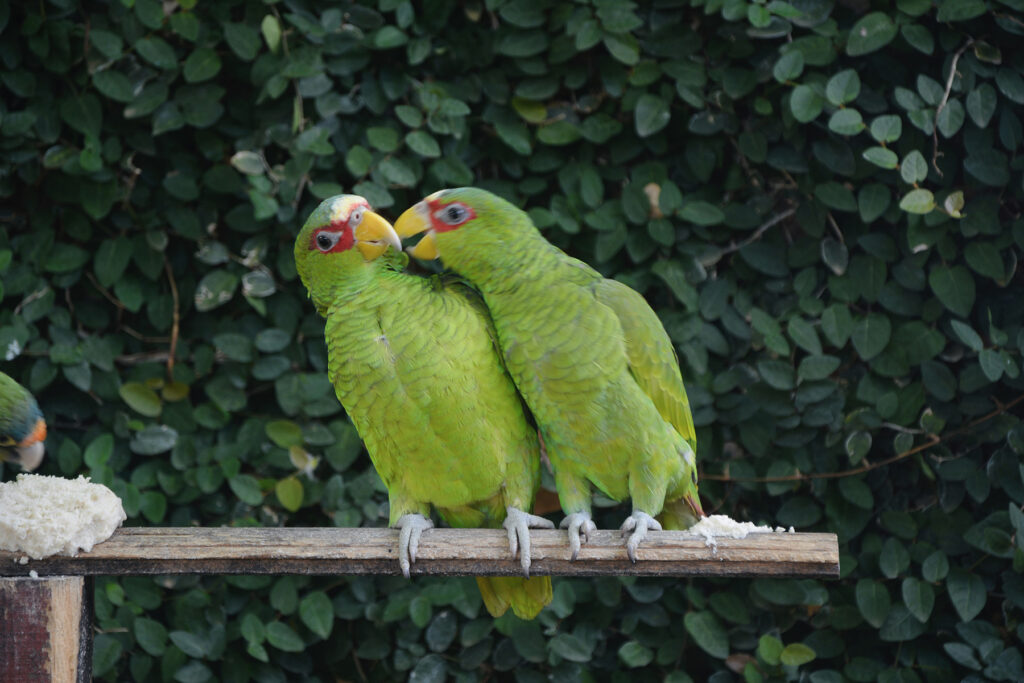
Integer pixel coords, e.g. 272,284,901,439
317,234,332,249
447,207,461,221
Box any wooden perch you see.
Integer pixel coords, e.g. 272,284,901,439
0,527,839,578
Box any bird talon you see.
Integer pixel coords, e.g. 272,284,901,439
503,506,554,577
560,512,595,561
620,511,660,563
395,513,433,578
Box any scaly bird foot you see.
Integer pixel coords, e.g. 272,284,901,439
395,513,434,578
620,511,662,563
559,511,597,561
503,506,555,577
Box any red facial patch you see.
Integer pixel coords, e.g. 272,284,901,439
309,224,355,253
20,418,46,447
427,200,476,233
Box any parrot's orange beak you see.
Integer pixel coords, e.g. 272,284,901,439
685,493,704,519
394,202,440,260
354,211,403,261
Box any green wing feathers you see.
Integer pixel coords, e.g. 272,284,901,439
594,278,697,453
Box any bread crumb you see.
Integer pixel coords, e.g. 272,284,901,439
29,570,38,579
686,514,776,554
0,474,126,559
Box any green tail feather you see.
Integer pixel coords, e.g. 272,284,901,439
475,576,553,620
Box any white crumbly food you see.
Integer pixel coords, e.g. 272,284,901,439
29,570,38,579
0,474,126,560
686,514,791,552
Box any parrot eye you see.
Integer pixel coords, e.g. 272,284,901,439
349,207,365,227
315,231,340,252
440,204,468,225
691,469,698,484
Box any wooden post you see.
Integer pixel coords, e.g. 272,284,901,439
0,576,92,683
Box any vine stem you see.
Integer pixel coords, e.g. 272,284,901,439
700,393,1024,483
164,259,180,381
931,38,974,176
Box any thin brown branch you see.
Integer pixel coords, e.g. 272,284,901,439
717,207,796,258
932,38,974,176
164,259,180,381
701,393,1024,483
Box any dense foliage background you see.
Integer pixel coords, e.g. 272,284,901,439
2,0,1023,680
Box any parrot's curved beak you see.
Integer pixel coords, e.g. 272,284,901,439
394,202,440,260
15,440,45,471
685,493,704,519
354,211,403,261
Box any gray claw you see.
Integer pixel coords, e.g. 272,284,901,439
560,512,597,561
503,506,555,577
620,511,662,563
395,513,434,578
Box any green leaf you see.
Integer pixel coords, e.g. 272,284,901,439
635,94,671,137
679,201,724,225
846,431,872,464
790,84,823,122
618,641,654,668
549,633,593,662
130,425,178,455
405,130,441,157
773,50,804,83
928,265,975,317
261,15,282,53
779,643,816,666
119,382,162,417
603,32,639,65
183,48,222,83
758,635,783,666
788,317,822,355
902,578,935,622
299,591,334,639
936,99,964,138
684,612,728,658
856,579,891,628
966,84,997,128
979,348,1004,381
265,621,305,652
224,22,261,61
859,184,891,223
276,477,303,512
134,617,168,656
194,269,239,312
899,189,935,214
798,354,840,381
964,149,1010,186
826,69,860,105
964,242,1005,281
950,320,984,352
863,146,899,169
266,420,304,448
169,631,207,657
537,121,580,145
851,313,891,360
870,114,903,143
846,12,897,56
946,569,986,622
936,0,987,21
229,475,264,506
828,108,865,135
135,37,177,70
900,150,928,184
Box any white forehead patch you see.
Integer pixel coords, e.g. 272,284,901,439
329,196,366,224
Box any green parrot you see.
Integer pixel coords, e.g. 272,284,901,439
294,194,554,619
0,370,47,471
394,188,704,562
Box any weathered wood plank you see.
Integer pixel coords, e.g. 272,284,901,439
0,576,91,683
0,528,839,578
